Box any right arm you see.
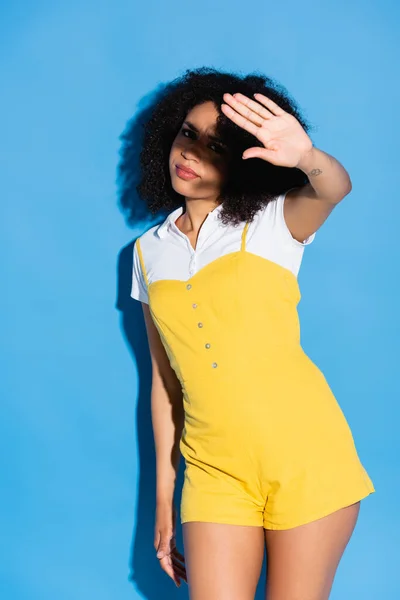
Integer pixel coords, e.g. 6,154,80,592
142,303,186,586
142,302,184,506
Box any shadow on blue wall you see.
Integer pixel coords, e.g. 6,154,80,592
116,242,187,598
115,84,267,599
116,84,188,598
117,83,172,227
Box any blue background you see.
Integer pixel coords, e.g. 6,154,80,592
2,0,398,598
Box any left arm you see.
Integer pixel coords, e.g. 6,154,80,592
221,92,353,243
284,146,352,243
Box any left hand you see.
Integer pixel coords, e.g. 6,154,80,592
221,92,313,168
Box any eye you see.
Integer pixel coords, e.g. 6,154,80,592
209,142,226,154
181,127,196,139
181,127,226,154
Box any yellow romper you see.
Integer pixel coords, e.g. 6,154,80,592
136,221,375,530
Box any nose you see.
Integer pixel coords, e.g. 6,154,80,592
181,134,205,161
181,145,200,162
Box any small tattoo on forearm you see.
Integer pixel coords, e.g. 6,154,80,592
309,168,323,176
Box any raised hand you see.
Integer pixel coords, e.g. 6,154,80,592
221,92,313,168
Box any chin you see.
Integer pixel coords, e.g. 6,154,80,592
171,173,197,191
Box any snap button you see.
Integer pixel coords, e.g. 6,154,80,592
205,343,211,349
212,362,218,368
192,303,198,309
198,322,203,328
186,284,192,290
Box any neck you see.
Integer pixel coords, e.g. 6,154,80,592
176,199,222,235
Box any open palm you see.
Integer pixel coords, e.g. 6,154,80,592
221,92,313,168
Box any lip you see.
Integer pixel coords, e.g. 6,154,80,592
175,163,199,179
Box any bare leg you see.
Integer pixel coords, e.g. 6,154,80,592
264,501,361,600
182,521,265,600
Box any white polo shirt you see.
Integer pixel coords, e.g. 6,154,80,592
131,190,316,304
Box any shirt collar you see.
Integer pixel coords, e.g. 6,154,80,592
156,203,224,238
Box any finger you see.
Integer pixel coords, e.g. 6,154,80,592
173,549,185,563
153,530,160,551
166,564,182,587
171,552,187,580
159,555,180,583
243,147,280,164
220,103,260,138
253,93,286,116
172,556,186,569
223,93,266,126
173,563,187,580
172,554,185,568
167,554,183,587
171,545,184,559
170,540,185,562
226,92,275,122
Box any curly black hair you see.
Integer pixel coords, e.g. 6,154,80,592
119,67,315,226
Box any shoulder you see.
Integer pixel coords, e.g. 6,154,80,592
133,221,165,266
247,190,316,277
135,222,162,251
254,190,316,248
131,223,163,304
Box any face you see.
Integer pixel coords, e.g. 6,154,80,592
169,101,231,203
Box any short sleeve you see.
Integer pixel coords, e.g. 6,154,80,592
277,189,316,247
130,240,149,304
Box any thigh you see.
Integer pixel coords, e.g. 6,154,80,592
183,521,265,600
264,501,361,600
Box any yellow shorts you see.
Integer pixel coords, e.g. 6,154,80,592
180,418,375,530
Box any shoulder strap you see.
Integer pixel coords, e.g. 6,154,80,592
136,238,149,287
241,221,250,252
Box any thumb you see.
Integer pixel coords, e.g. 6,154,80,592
156,531,172,559
242,147,276,161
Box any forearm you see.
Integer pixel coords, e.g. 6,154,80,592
296,146,352,203
151,379,184,507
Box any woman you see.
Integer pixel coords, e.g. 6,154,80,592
129,67,375,599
